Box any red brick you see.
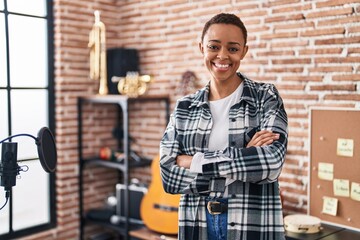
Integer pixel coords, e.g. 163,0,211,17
348,25,360,34
299,48,342,55
310,84,357,91
308,103,356,108
300,27,345,37
247,42,267,49
306,7,354,19
272,58,311,65
316,0,360,8
230,3,259,11
256,50,295,57
274,21,314,31
163,0,187,6
315,36,360,45
247,26,271,32
265,67,304,73
261,32,298,40
282,76,323,82
318,15,360,26
285,103,306,110
265,13,304,23
308,66,353,73
333,74,360,81
315,56,360,64
288,121,303,128
272,3,312,14
282,94,319,100
238,10,268,18
324,94,360,101
276,84,306,91
243,18,262,26
251,76,277,82
263,0,301,7
271,40,309,48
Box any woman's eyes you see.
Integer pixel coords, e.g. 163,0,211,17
206,45,239,53
207,44,219,50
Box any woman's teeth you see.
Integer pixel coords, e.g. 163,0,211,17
214,63,230,69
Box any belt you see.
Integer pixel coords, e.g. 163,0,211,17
207,201,228,215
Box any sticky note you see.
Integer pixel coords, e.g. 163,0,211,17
322,196,338,216
351,182,360,201
336,138,354,157
333,179,350,197
318,162,334,181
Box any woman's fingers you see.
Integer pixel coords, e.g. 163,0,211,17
247,130,280,147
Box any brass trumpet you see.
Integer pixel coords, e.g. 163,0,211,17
88,10,108,95
112,72,152,98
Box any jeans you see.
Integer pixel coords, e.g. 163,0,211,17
205,198,228,240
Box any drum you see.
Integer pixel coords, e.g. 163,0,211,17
284,214,322,234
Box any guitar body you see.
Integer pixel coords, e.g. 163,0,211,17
140,155,180,234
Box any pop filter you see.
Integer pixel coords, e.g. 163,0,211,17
36,127,57,173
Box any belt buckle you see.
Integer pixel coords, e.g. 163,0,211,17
207,201,221,215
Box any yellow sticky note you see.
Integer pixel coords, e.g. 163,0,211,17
351,182,360,201
337,138,354,157
318,162,334,181
333,179,350,197
322,196,338,216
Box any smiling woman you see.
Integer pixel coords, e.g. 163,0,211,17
0,0,55,238
160,13,288,240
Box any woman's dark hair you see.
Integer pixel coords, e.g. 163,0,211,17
201,13,248,45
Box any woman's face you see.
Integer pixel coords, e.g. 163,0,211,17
199,23,248,83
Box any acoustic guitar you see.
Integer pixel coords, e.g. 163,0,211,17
140,155,180,234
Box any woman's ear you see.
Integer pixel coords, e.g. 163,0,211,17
241,45,249,60
199,42,204,55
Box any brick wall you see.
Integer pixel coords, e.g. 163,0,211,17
23,0,360,239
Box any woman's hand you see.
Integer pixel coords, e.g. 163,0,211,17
176,155,193,169
246,130,279,148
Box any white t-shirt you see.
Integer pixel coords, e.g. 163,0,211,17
208,82,244,151
190,82,244,173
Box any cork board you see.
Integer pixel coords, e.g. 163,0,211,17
309,108,360,231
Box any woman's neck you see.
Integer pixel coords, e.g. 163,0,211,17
209,76,242,101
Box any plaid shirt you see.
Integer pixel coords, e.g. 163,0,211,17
160,73,288,240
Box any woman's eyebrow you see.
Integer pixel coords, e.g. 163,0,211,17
208,39,241,46
228,42,241,46
208,39,221,43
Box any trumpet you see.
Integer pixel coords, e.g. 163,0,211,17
112,72,152,98
88,10,108,95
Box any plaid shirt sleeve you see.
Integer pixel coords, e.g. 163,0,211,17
160,105,211,195
202,84,288,184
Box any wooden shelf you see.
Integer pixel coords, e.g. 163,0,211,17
78,95,170,240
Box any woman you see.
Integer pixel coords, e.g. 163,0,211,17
160,13,288,240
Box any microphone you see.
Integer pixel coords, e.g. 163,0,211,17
0,142,19,190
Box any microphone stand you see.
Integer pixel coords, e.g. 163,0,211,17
0,127,57,211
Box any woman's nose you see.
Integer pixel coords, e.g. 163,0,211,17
217,48,229,60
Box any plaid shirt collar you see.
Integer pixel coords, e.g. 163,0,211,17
189,72,257,109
